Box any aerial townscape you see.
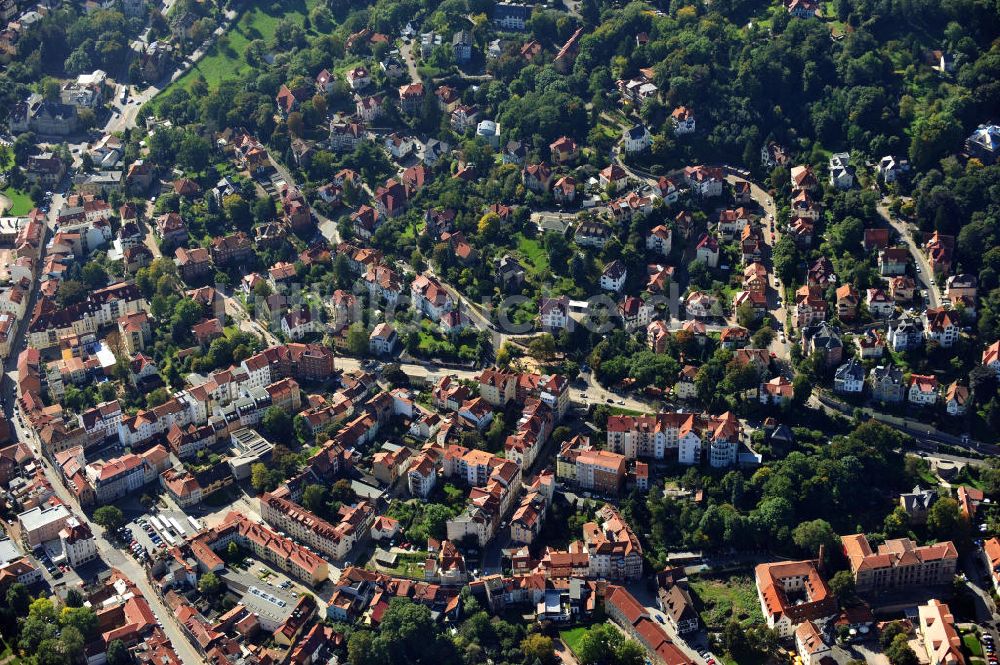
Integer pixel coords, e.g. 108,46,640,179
0,0,998,664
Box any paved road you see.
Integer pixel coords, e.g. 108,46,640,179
9,415,203,665
399,39,421,84
876,199,939,308
810,391,992,455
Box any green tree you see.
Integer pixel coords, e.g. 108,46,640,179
107,639,131,665
346,322,369,356
198,571,223,597
261,406,293,443
223,195,253,230
521,634,557,665
886,632,919,665
302,484,328,515
577,624,618,665
772,236,801,284
926,497,965,540
791,519,839,556
528,333,557,362
56,280,88,308
93,506,124,531
250,462,273,493
6,583,30,614
59,606,98,639
828,569,856,603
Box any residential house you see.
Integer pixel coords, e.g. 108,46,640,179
945,382,969,416
549,136,579,165
760,377,794,406
646,225,672,257
834,358,865,394
398,83,425,115
683,166,725,197
802,322,843,367
670,106,696,135
601,261,628,292
598,164,628,192
540,296,570,331
575,219,612,248
923,308,959,348
623,124,652,154
345,66,371,90
908,374,939,407
828,152,855,189
523,163,553,193
879,247,911,276
870,365,905,403
694,234,719,268
553,176,576,204
835,284,860,320
795,286,827,328
890,276,917,302
866,288,895,318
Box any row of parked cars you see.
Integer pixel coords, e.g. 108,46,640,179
32,546,66,578
985,632,995,665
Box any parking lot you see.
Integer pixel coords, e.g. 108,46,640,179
120,509,204,563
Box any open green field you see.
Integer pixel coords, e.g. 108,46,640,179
166,0,320,92
1,188,33,215
515,233,550,275
688,574,763,628
559,626,590,655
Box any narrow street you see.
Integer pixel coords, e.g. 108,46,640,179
7,416,204,665
876,200,939,308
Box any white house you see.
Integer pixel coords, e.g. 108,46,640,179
346,66,372,90
600,261,627,292
622,124,652,154
540,296,570,330
828,152,854,189
694,234,720,268
908,374,939,407
866,288,895,319
833,358,865,394
646,225,672,257
369,323,398,356
685,291,719,319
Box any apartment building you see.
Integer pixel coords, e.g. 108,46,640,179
27,282,147,350
196,512,329,587
606,412,742,468
556,436,627,495
841,534,958,592
755,559,836,637
583,504,643,581
84,445,170,505
259,493,374,562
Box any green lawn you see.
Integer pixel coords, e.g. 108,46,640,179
962,630,984,659
369,551,428,579
559,626,590,655
1,188,33,215
688,574,763,628
165,0,320,92
515,233,550,276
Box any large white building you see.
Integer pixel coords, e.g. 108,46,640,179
58,517,97,567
